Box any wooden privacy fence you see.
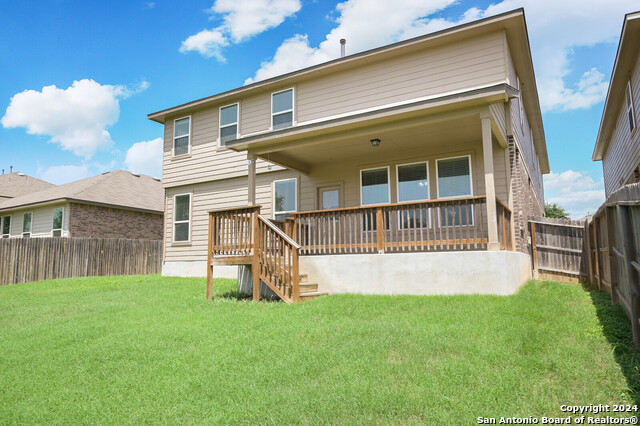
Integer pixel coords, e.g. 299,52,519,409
0,237,162,286
586,183,640,344
529,216,588,281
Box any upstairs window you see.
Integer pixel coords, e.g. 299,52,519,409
22,212,32,238
220,104,238,146
173,116,191,156
626,81,636,132
173,194,191,242
273,178,297,221
361,167,390,205
1,215,10,238
517,77,524,131
52,207,63,237
272,89,294,130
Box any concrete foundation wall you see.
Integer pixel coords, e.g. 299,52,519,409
299,251,531,296
161,261,238,279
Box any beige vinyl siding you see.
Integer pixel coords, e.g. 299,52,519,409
5,203,69,238
163,138,508,262
241,93,271,135
162,109,282,188
602,52,640,196
510,92,544,207
296,33,506,123
505,35,517,87
161,32,508,190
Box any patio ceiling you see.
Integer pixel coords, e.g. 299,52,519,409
254,111,485,173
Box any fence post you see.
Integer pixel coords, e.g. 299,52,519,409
606,206,619,305
376,207,385,253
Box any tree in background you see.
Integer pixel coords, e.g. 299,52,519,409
545,202,570,219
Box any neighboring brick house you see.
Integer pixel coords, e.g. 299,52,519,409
0,170,163,240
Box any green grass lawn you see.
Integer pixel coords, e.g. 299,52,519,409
1,276,639,424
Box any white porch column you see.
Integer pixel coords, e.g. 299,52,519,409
247,152,257,205
481,111,500,251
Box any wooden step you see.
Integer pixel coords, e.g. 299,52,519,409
299,282,318,293
299,291,328,302
299,274,309,283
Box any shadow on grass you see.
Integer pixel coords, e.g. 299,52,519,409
211,290,282,303
583,283,640,406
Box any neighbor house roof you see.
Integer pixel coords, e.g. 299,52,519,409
593,11,640,161
0,170,164,214
148,8,548,173
0,173,56,199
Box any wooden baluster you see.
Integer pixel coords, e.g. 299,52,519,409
376,207,384,253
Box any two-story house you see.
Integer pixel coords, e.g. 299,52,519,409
593,11,640,196
148,8,548,301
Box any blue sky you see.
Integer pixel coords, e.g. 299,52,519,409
0,0,637,218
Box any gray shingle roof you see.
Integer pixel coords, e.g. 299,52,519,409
0,173,56,198
0,170,163,213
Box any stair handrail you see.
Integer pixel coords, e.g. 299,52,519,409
255,215,301,302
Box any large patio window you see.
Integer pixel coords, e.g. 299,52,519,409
173,194,191,242
272,88,294,130
219,103,238,146
274,178,297,221
437,156,473,226
397,162,429,229
173,116,191,157
22,212,32,238
361,167,389,206
52,207,63,237
1,215,10,238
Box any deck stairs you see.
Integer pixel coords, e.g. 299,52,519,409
298,274,328,302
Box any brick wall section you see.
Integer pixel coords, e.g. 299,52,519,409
68,203,163,240
509,137,544,254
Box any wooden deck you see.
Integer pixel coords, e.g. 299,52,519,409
206,196,513,302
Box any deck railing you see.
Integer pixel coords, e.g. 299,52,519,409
209,205,261,257
289,196,500,255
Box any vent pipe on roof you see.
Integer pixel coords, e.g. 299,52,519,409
340,39,346,58
10,166,13,173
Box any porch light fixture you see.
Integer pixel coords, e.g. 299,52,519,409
370,138,381,147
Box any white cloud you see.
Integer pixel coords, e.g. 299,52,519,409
1,79,149,159
246,0,456,84
39,164,92,185
124,138,163,178
180,0,301,61
180,29,229,61
245,0,634,111
144,1,155,9
544,170,605,219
